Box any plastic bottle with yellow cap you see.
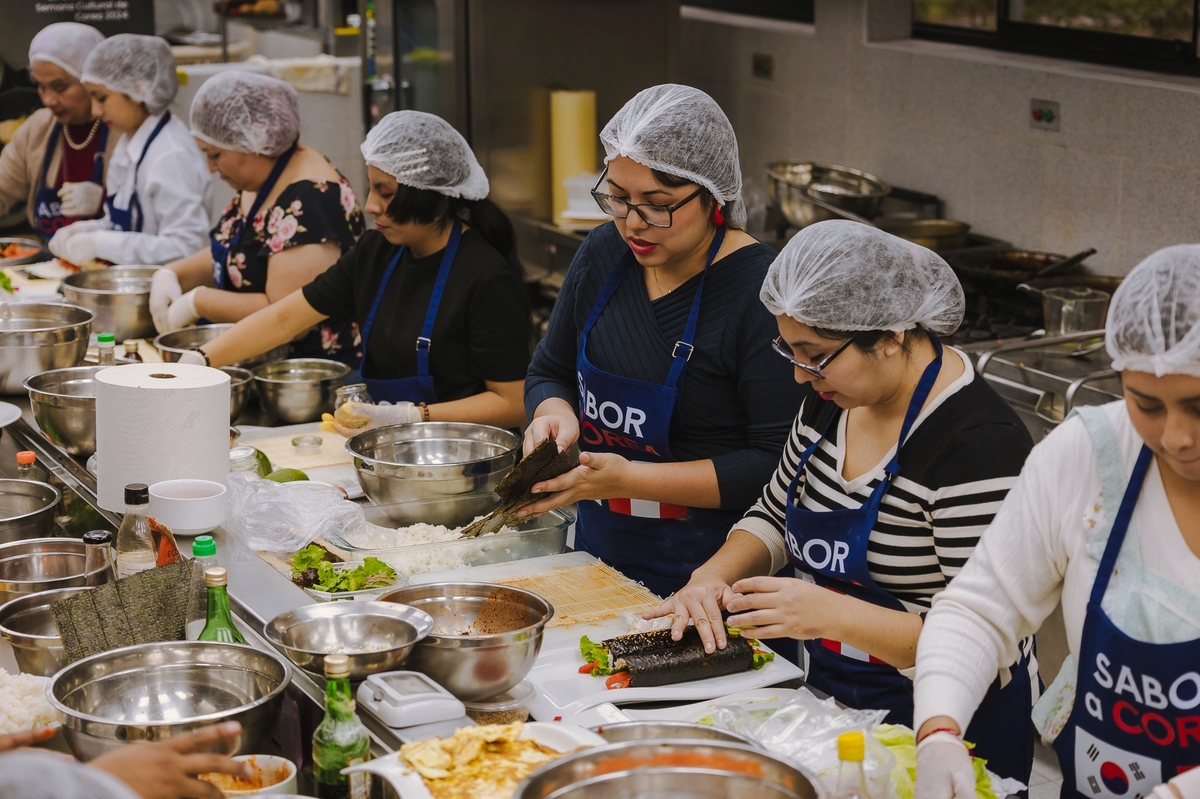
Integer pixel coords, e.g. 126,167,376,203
832,731,873,799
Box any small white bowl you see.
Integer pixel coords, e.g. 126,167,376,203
204,754,298,796
148,479,227,536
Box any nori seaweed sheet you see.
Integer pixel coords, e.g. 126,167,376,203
461,439,578,537
615,634,754,687
603,626,703,659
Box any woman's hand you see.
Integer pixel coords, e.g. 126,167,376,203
645,575,736,653
328,402,421,437
517,451,630,516
91,722,251,799
725,575,847,640
524,399,579,455
0,726,56,753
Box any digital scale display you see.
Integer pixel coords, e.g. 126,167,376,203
357,670,466,729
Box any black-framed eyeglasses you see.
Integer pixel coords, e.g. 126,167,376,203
590,168,704,229
772,335,857,380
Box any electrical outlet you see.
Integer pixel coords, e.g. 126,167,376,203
752,53,774,80
1030,99,1060,131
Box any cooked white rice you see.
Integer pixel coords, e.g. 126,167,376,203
340,517,513,578
341,521,467,550
0,670,58,734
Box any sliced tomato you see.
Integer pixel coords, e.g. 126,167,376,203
578,661,600,674
606,671,631,690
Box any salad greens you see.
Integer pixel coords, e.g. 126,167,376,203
874,724,1000,799
0,272,13,294
290,545,397,593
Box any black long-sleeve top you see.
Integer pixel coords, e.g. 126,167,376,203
524,222,804,511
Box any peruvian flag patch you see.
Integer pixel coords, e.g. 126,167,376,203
1075,728,1162,798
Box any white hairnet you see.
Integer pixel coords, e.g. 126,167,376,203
360,111,488,200
600,84,746,228
190,71,300,157
761,220,965,335
81,34,177,115
1106,244,1200,378
28,22,104,79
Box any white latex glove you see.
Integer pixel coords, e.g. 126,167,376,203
46,219,106,259
177,349,206,366
150,269,182,334
330,401,421,437
1151,766,1200,799
165,288,202,333
61,232,99,267
57,181,105,217
914,732,978,799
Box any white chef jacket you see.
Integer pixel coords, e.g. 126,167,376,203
913,400,1200,733
92,112,211,265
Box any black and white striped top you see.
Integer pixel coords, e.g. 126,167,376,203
737,356,1035,614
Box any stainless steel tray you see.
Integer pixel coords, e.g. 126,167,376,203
0,237,46,268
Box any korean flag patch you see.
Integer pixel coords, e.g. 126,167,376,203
1075,728,1162,798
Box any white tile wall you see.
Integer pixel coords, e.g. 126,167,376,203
681,0,1200,276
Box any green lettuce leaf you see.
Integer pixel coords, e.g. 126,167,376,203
873,724,1001,799
579,635,612,675
0,272,13,294
751,649,775,670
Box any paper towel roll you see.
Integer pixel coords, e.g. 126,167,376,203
551,89,597,226
96,363,231,512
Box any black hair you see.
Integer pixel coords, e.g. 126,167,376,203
385,183,524,279
810,325,931,355
650,168,717,214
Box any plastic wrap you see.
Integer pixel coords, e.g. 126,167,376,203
223,475,364,552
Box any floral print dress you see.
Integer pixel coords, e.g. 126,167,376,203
211,175,365,365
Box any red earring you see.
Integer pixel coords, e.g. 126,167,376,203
712,205,725,226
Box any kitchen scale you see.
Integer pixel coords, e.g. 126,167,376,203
356,671,474,742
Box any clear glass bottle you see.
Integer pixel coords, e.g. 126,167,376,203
197,567,245,644
115,483,156,578
313,654,372,799
123,341,143,362
832,731,873,799
229,446,260,479
15,451,48,483
82,529,117,586
96,332,116,365
185,536,218,640
333,384,373,431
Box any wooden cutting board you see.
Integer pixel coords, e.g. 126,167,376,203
249,431,353,471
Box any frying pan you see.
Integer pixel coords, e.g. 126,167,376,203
947,248,1093,290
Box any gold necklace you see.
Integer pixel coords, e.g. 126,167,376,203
62,119,101,151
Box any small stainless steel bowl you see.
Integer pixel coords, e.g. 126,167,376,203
0,480,61,546
154,324,289,371
222,366,252,422
0,302,93,395
379,582,553,701
60,267,156,342
589,720,759,747
767,161,890,229
24,364,108,456
48,641,292,761
0,585,91,675
253,358,350,424
263,601,433,680
0,536,94,604
347,422,521,514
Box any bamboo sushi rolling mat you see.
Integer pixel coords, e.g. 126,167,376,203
494,561,662,628
249,432,353,471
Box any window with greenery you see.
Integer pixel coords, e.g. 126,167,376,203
683,0,814,25
914,1,1200,75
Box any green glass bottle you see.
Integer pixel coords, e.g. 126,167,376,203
312,654,372,799
197,567,246,644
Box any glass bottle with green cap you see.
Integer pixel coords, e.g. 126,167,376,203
313,653,372,799
197,567,245,644
185,536,218,640
96,332,116,365
832,731,873,799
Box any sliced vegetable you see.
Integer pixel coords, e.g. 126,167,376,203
605,672,631,690
751,648,775,670
289,546,397,593
578,662,599,674
0,272,13,294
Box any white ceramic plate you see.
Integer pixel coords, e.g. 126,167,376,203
0,402,22,428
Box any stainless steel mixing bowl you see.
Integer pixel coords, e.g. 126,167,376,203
48,641,292,761
0,302,93,394
515,740,825,799
0,480,61,545
60,267,156,342
0,585,91,675
222,366,252,421
347,422,521,513
379,582,553,701
253,358,350,424
767,161,890,229
263,601,433,679
23,364,108,456
154,324,289,371
0,537,99,603
589,721,759,747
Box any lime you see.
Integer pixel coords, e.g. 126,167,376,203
265,468,309,483
253,448,272,478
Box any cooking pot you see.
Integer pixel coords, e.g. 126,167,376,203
947,248,1091,290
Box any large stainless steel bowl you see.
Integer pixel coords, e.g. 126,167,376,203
767,161,890,229
589,721,759,747
154,324,289,371
0,480,61,545
222,366,252,421
253,358,350,424
24,364,106,456
0,537,101,606
263,601,433,680
515,740,825,799
380,582,553,701
0,302,93,394
348,423,521,513
60,267,156,342
0,585,91,675
48,641,292,761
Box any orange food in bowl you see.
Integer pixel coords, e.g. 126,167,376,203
200,755,290,792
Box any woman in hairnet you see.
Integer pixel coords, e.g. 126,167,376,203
181,110,530,429
47,34,210,266
149,72,363,365
649,220,1037,785
0,22,115,237
520,84,803,599
913,247,1200,799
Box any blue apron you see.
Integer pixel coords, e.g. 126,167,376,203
33,122,109,239
1052,443,1200,798
573,228,745,599
211,144,296,288
358,219,462,404
104,112,171,233
784,339,1033,784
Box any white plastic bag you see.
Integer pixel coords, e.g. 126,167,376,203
223,475,363,552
